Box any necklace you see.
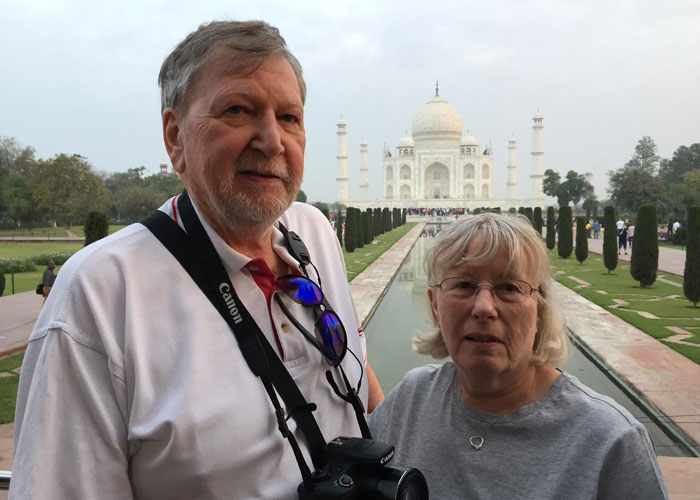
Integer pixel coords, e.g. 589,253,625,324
453,375,505,451
468,417,504,451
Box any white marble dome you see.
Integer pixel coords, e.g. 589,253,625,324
398,134,415,147
411,94,462,147
461,133,478,146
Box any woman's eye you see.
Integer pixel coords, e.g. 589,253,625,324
455,281,475,290
499,282,520,293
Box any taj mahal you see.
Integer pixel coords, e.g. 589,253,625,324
336,84,546,211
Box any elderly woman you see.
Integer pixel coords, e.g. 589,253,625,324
368,213,667,499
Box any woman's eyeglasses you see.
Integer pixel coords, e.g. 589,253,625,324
275,274,347,366
430,277,540,304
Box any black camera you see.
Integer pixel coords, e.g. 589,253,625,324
297,437,429,499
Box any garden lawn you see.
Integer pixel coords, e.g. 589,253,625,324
1,266,64,295
0,242,82,258
0,352,23,424
0,225,127,238
343,223,416,282
69,225,128,237
548,250,700,364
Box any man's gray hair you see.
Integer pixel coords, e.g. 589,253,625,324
158,20,306,113
414,212,568,366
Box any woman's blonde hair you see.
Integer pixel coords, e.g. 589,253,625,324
414,212,568,366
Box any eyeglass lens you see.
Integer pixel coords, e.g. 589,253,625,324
277,275,347,365
440,278,532,303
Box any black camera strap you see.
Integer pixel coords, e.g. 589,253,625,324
139,191,328,485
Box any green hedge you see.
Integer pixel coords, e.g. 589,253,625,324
630,203,658,288
557,206,573,258
684,205,700,307
546,207,555,250
575,216,588,264
603,206,618,274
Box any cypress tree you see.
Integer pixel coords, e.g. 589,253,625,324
362,211,372,245
630,203,658,288
392,208,399,228
402,208,407,225
524,207,534,225
546,206,556,250
518,206,525,216
336,211,343,248
383,208,392,232
365,208,374,243
374,208,382,236
534,207,543,236
84,211,109,246
557,206,573,258
0,272,5,297
352,208,364,249
575,216,588,264
603,206,618,274
683,205,700,307
344,208,356,252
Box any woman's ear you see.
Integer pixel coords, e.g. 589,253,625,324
163,108,186,174
427,286,440,325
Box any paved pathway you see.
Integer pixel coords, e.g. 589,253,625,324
586,232,686,276
0,292,42,357
0,221,697,497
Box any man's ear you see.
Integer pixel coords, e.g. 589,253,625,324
163,108,186,174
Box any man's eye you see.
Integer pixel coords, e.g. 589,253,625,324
280,114,298,123
226,105,243,114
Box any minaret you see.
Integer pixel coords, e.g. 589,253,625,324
159,161,168,175
530,111,544,203
507,135,517,199
336,118,349,203
359,139,369,201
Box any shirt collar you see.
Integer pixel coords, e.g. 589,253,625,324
177,195,302,276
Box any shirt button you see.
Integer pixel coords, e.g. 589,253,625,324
281,323,290,333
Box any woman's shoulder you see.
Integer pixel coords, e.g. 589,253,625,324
553,372,642,432
399,362,453,389
380,363,454,408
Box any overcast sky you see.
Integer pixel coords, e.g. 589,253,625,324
1,0,698,204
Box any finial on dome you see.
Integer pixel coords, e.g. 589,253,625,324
435,80,439,96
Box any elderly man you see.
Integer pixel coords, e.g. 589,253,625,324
11,20,382,499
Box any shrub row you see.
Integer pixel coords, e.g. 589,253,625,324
0,252,74,273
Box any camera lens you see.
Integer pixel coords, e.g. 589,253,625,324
395,469,428,500
356,466,428,500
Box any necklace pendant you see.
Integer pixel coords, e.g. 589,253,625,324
469,435,484,450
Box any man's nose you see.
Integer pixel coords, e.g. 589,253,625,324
250,112,285,158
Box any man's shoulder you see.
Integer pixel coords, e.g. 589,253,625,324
57,223,157,281
279,203,334,243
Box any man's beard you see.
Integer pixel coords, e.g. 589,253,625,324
195,153,301,229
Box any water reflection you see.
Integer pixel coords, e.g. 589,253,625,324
365,232,690,457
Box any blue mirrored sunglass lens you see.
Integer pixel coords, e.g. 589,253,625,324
316,311,346,363
277,276,323,304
